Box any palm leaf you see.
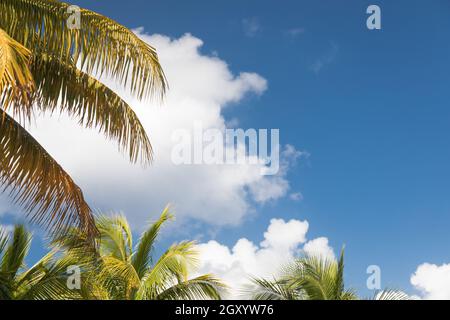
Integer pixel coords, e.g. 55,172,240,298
0,28,34,121
16,252,83,300
0,0,167,100
96,256,140,299
156,274,225,300
0,112,97,238
136,241,198,299
30,52,153,164
132,206,173,278
0,225,31,279
372,289,410,300
247,277,299,300
0,226,9,255
97,214,133,262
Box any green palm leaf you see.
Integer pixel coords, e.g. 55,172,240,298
136,241,198,299
248,277,299,300
132,206,173,278
156,274,225,300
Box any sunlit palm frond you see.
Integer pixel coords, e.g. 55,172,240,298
66,212,224,300
16,251,84,300
97,256,140,299
248,277,299,300
0,0,167,100
0,28,34,121
0,112,97,238
136,241,198,299
97,214,133,262
0,226,8,255
132,206,173,278
371,289,410,300
0,227,12,299
156,274,225,300
0,225,31,279
30,53,153,164
276,248,358,300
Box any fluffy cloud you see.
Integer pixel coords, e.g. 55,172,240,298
1,30,301,229
196,218,334,298
411,263,450,299
303,237,335,261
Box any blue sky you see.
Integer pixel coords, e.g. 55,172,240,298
2,0,450,297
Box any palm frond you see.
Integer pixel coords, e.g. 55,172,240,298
0,112,97,238
0,226,9,255
247,277,299,300
132,206,173,278
0,226,14,299
156,274,225,300
96,256,140,299
371,289,410,300
0,28,34,121
97,214,133,262
281,250,358,300
30,53,153,164
0,225,31,280
0,0,167,100
136,241,198,299
16,252,83,300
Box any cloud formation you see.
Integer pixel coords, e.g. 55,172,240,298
196,218,334,298
1,31,301,230
411,262,450,299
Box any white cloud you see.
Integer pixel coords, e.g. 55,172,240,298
411,263,450,299
8,30,300,230
303,237,335,261
196,218,334,298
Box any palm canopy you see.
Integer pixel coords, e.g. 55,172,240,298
55,207,226,300
0,224,81,300
249,249,357,300
249,249,410,300
0,0,167,238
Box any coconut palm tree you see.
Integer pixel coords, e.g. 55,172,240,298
0,0,167,239
249,249,357,300
249,249,409,300
56,207,226,300
0,224,82,300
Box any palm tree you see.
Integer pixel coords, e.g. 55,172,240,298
0,0,167,239
56,207,226,300
249,249,409,300
249,249,357,300
0,224,82,299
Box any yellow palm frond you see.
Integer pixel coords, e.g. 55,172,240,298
0,28,34,121
136,241,199,299
31,53,152,164
0,112,97,238
0,0,167,100
97,214,133,262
